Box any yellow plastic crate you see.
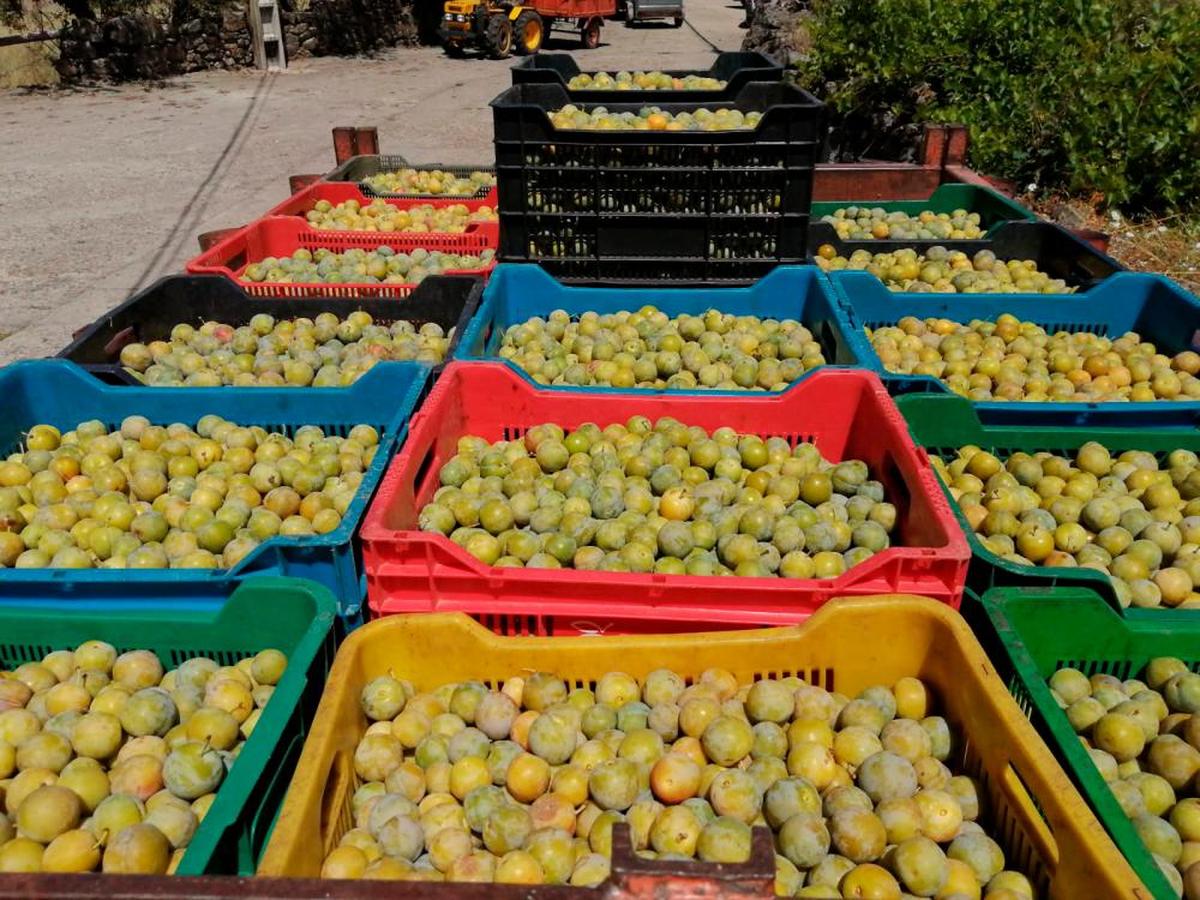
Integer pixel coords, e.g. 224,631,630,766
258,597,1143,898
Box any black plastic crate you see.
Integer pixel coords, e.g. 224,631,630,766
492,81,823,280
814,221,1125,290
323,154,496,200
492,81,824,159
510,51,783,103
58,274,486,385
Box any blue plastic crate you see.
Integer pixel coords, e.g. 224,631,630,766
453,263,863,395
0,360,430,621
832,270,1200,427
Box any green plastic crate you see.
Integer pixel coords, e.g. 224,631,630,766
964,585,1195,900
811,183,1037,232
0,576,338,876
895,390,1200,623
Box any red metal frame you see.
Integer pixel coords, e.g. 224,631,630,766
812,123,1007,201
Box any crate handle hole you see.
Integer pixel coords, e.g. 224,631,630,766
318,749,354,854
227,249,249,273
817,321,838,362
411,439,439,506
1000,761,1058,869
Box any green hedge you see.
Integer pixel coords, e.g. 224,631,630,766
797,0,1200,211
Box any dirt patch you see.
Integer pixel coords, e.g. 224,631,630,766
0,8,746,365
1029,194,1200,294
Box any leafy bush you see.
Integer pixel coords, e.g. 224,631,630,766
796,0,1200,211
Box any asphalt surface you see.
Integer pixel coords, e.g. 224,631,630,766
0,0,747,363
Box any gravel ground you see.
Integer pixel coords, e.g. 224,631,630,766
0,0,746,363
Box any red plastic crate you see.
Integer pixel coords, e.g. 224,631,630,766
264,181,499,246
361,362,969,634
186,217,496,299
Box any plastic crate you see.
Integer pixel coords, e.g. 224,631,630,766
185,217,496,300
498,216,811,285
453,263,863,394
258,600,1143,898
323,154,497,201
0,359,429,622
492,81,825,152
810,183,1037,250
836,270,1200,426
492,81,824,283
264,181,499,246
57,273,485,386
821,221,1124,288
510,51,783,103
359,362,968,633
894,390,1200,623
965,585,1198,899
0,576,337,875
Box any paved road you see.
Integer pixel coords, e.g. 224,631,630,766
0,0,746,363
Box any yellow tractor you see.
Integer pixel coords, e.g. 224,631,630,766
441,0,612,59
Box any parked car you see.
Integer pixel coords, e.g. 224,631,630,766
623,0,684,27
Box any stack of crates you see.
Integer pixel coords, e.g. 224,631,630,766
492,53,824,284
286,51,1152,900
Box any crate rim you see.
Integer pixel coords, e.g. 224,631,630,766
489,80,824,142
508,51,785,103
263,181,500,236
184,216,497,297
510,50,782,80
809,182,1038,222
322,154,497,200
822,220,1126,292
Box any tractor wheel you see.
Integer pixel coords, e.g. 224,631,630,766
483,14,514,58
580,16,601,48
514,10,544,54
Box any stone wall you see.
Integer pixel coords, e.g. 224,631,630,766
282,0,422,59
56,4,253,82
741,0,809,68
53,0,423,84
